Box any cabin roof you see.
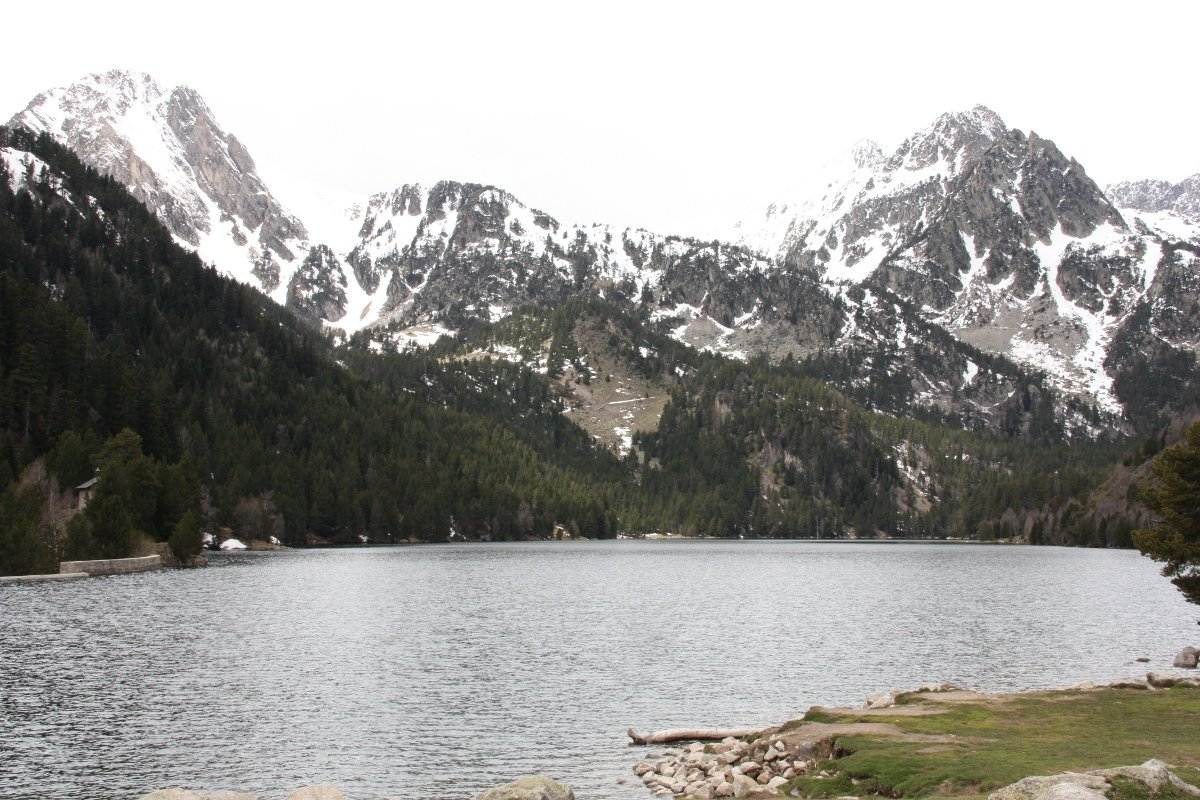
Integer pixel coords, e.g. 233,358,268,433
74,477,99,491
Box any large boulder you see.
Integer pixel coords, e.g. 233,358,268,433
989,773,1109,800
1095,760,1200,795
988,760,1200,800
865,689,899,709
732,773,760,798
1147,672,1200,688
477,775,574,800
1173,647,1199,669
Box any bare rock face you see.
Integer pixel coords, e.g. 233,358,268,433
7,70,343,309
729,105,1200,423
476,775,575,800
287,245,348,323
1109,174,1200,221
347,176,1084,437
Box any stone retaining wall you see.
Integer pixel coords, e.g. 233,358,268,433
0,572,88,585
59,554,162,576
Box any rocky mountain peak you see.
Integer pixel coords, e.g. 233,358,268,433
8,70,319,302
850,139,885,170
888,104,1008,172
1108,173,1200,221
287,244,348,324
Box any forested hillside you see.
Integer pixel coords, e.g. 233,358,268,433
0,128,622,574
0,127,1168,576
402,298,1138,541
630,357,1127,538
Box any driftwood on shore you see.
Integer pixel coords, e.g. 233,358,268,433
627,726,764,745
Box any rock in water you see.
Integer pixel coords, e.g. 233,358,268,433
286,786,346,800
477,775,575,800
1172,647,1199,668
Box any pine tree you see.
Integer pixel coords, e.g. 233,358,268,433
1134,421,1200,604
169,510,202,566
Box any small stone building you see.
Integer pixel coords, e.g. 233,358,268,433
73,477,98,511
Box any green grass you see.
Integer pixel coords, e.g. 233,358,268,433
783,687,1200,798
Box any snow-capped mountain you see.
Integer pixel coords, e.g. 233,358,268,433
344,179,776,336
7,70,359,327
737,106,1199,419
8,72,1196,433
1109,173,1200,221
343,176,1101,437
1107,173,1200,244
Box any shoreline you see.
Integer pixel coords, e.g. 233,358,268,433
0,536,1147,586
627,674,1200,799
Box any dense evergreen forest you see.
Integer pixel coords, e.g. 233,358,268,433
0,128,622,574
426,298,1143,542
0,127,1167,575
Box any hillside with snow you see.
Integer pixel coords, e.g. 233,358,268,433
8,73,1200,436
736,106,1200,421
6,70,363,327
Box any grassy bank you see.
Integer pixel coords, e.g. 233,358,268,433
773,685,1200,799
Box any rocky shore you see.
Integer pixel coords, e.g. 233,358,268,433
137,675,1200,800
634,736,811,798
630,674,1200,800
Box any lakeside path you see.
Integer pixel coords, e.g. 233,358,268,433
631,678,1200,799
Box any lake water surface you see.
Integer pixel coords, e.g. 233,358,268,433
1,541,1196,800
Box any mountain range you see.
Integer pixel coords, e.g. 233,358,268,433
4,76,1194,560
8,71,1200,445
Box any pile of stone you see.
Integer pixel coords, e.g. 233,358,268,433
633,736,812,798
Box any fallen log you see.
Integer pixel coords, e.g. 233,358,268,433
627,726,764,745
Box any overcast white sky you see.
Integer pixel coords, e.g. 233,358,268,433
3,0,1197,241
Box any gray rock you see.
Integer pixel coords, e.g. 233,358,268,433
477,775,574,800
988,772,1110,800
1095,759,1200,795
732,773,761,798
1108,175,1200,220
286,245,348,324
1147,671,1200,688
10,70,313,300
865,689,899,709
1173,647,1199,669
988,760,1200,800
